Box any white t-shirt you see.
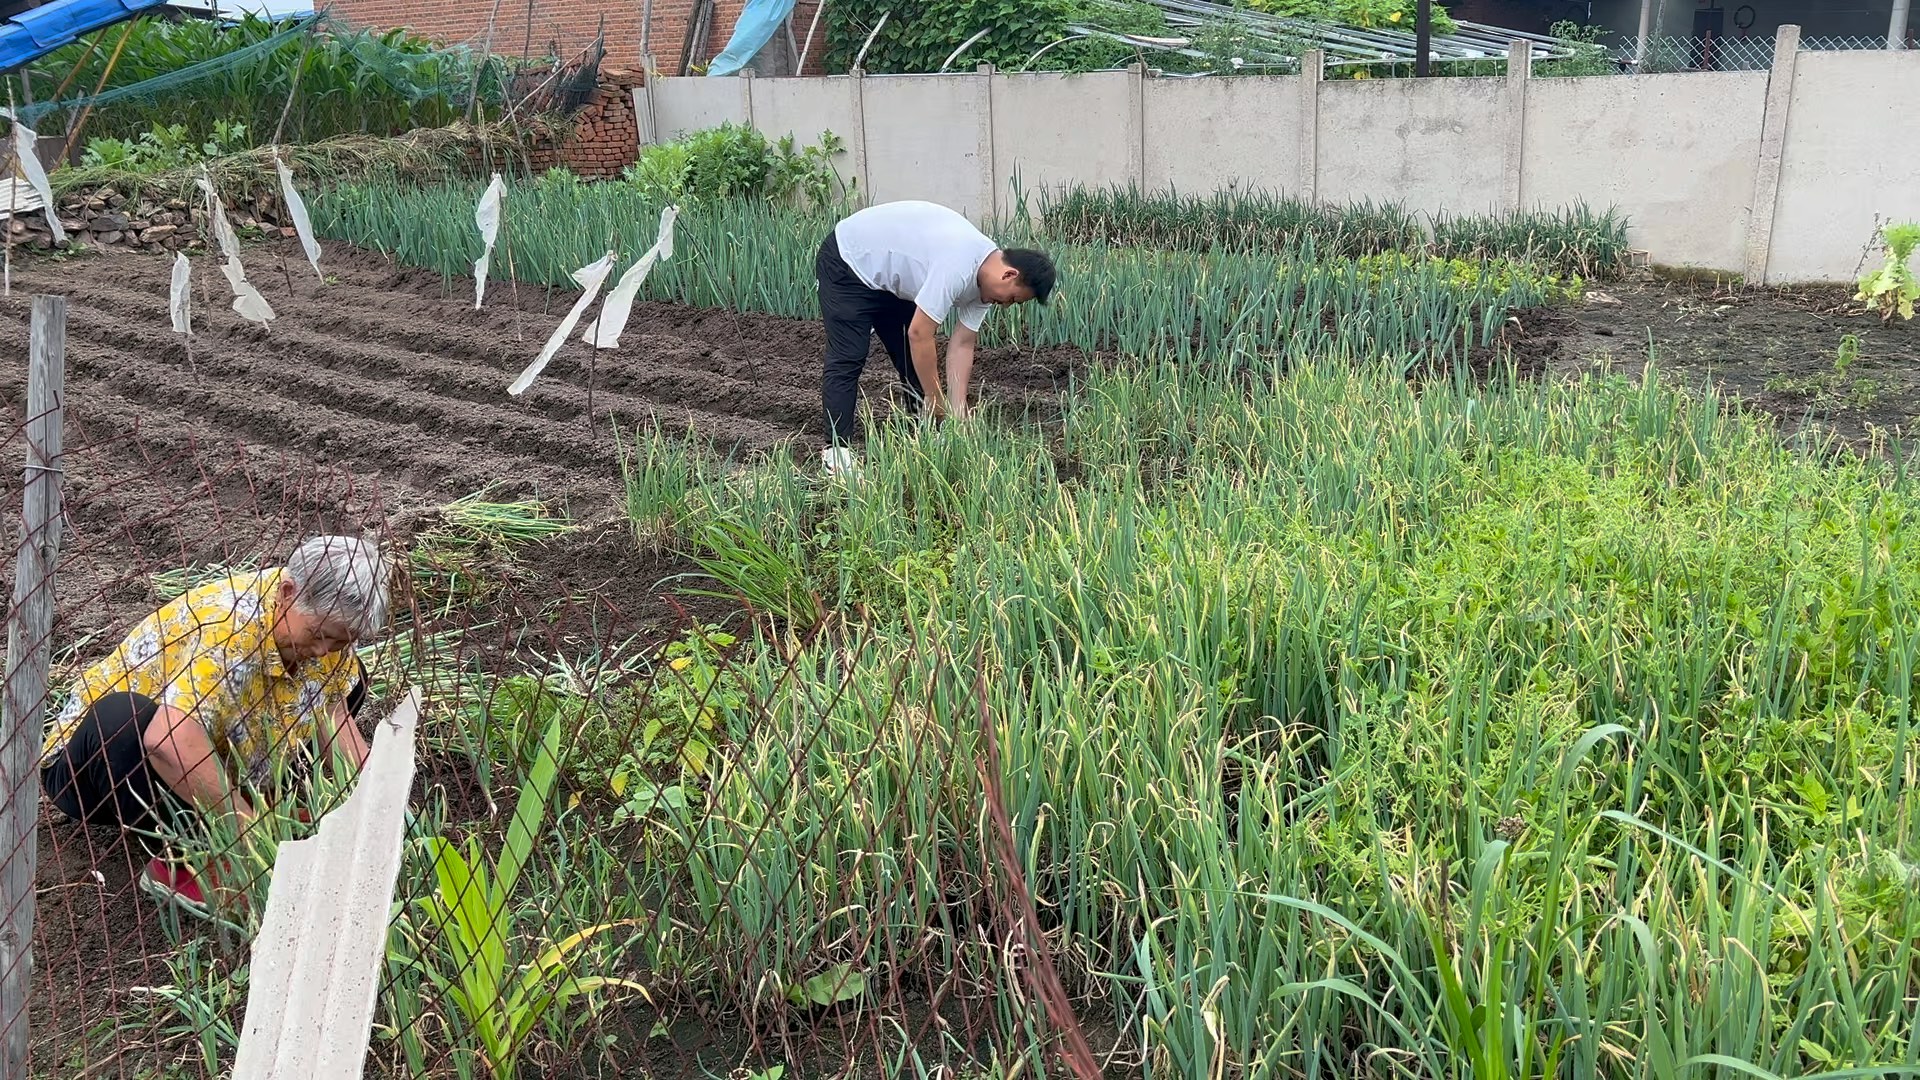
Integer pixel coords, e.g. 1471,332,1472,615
833,201,997,332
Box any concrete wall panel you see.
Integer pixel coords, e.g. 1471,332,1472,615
1524,71,1766,271
651,77,747,140
860,74,993,219
1767,49,1920,283
1144,76,1307,196
1316,76,1509,215
991,71,1136,219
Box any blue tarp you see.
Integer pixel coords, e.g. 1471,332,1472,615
704,0,795,77
0,0,173,74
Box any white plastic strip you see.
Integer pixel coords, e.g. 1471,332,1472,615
472,173,504,309
232,689,421,1080
582,205,679,350
273,150,322,280
221,258,276,324
199,169,274,326
197,172,243,262
508,252,616,396
0,108,66,245
169,253,192,334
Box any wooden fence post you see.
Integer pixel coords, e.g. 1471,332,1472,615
1,294,66,1076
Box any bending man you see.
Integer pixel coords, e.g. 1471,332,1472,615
815,199,1055,456
40,534,391,915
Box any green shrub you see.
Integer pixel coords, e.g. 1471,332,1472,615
622,123,853,210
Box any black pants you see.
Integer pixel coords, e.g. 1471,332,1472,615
41,666,369,851
817,231,924,446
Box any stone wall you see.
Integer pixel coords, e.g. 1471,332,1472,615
8,186,309,254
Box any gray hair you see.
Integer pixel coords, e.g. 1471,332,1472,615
285,534,391,638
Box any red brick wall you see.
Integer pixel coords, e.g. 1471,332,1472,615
330,0,760,72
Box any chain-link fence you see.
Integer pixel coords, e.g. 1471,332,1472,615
3,297,1102,1078
1613,31,1910,72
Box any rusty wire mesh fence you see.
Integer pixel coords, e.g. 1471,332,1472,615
6,385,1100,1079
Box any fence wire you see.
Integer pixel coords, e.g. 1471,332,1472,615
1613,32,1911,72
5,406,1103,1077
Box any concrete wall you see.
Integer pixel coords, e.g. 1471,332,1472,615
1142,76,1308,196
643,37,1920,282
1522,71,1768,270
991,70,1136,221
1767,49,1920,281
1317,76,1512,215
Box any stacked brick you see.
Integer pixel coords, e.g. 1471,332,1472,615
530,69,643,178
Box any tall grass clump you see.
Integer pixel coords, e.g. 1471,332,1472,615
312,178,1570,367
1433,201,1632,280
1038,182,1632,279
607,356,1920,1078
1037,182,1424,257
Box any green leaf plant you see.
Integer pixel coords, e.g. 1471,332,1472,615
414,702,651,1080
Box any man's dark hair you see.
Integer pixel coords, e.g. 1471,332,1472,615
1004,248,1056,304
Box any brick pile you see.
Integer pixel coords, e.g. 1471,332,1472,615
530,68,643,178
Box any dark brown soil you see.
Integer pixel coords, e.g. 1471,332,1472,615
1510,278,1920,448
0,239,1087,1078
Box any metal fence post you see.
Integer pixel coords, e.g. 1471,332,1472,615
1,294,66,1076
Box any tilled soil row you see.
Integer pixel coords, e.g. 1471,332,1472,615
2,239,1090,1078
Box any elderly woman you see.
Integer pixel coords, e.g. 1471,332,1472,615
40,534,392,913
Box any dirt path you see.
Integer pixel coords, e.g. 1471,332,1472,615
1509,278,1920,448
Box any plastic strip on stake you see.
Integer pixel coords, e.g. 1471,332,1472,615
221,259,276,324
198,169,274,326
508,251,616,396
169,252,191,334
197,172,243,261
0,108,66,245
582,205,679,349
473,173,504,309
272,149,322,280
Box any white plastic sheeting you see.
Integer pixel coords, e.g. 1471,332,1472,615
472,173,504,309
231,689,422,1080
169,253,192,334
273,150,323,281
507,252,616,396
198,169,275,326
582,206,680,350
0,108,66,245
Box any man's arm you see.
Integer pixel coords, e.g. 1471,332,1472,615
908,308,949,418
318,699,371,778
947,322,979,419
143,705,256,827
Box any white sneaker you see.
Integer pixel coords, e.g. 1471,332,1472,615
822,447,861,478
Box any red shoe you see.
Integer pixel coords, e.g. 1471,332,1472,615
140,857,211,916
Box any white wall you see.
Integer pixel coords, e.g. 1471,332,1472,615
749,76,860,155
991,70,1135,221
650,77,741,140
1317,76,1511,215
642,38,1920,282
1142,77,1308,196
860,75,993,220
1766,49,1920,282
1523,71,1768,270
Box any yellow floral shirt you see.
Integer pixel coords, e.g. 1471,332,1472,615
42,568,357,789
